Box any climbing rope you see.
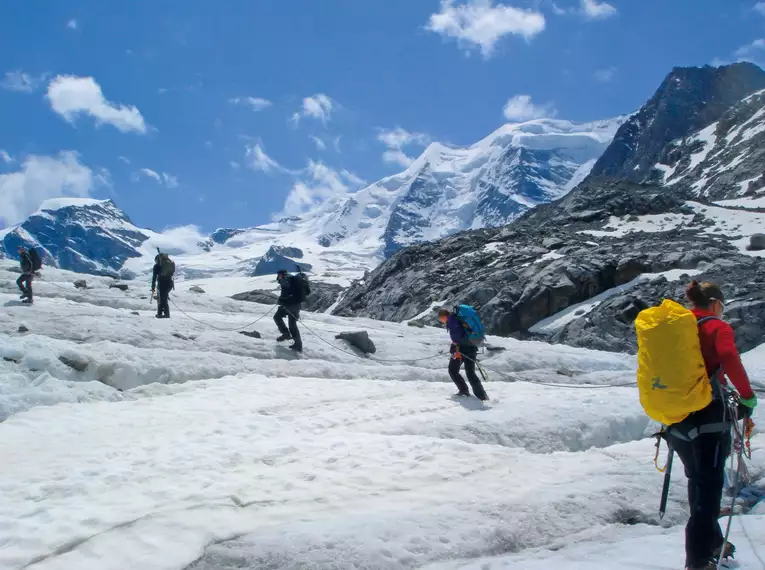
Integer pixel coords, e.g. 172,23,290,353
169,298,278,332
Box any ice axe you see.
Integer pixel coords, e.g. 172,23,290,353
659,447,674,519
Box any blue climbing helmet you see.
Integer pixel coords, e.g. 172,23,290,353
454,304,486,346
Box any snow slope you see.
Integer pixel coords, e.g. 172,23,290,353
1,259,763,570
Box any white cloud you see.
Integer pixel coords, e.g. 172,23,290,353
377,127,431,168
594,67,617,82
311,136,327,151
502,94,556,121
383,149,417,168
229,96,272,111
1,70,47,93
133,168,179,188
142,225,207,255
246,144,282,173
282,161,364,217
551,2,568,15
291,94,334,126
230,161,241,170
580,0,617,20
755,3,765,16
46,75,147,134
118,156,131,165
0,151,105,226
0,150,13,164
67,19,78,30
426,0,545,58
735,38,765,62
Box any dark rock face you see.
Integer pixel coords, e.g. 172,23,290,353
231,281,343,313
251,246,312,276
333,178,765,352
59,354,89,372
230,290,279,305
109,283,129,292
210,228,247,245
750,234,765,251
1,200,150,276
335,331,377,354
301,282,344,313
239,330,262,339
549,260,765,354
590,63,765,183
74,280,88,289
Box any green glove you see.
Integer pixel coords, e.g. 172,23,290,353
740,395,758,409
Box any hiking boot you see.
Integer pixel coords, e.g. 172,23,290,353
713,542,735,560
276,334,292,342
289,344,303,352
22,298,33,305
686,562,716,570
454,391,470,397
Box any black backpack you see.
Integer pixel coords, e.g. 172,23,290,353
157,253,175,279
293,273,311,302
28,248,42,271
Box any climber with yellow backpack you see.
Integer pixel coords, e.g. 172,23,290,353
635,281,757,570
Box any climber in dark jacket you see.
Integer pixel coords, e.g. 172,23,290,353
437,308,488,401
274,269,303,352
151,254,175,319
16,246,34,304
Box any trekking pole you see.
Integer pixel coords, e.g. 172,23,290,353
659,447,674,520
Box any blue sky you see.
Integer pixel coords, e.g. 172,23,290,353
0,0,763,233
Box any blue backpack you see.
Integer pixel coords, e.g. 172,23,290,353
454,304,486,346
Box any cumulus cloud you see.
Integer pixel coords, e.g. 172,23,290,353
0,151,106,226
67,19,78,30
580,0,617,20
502,94,556,121
594,67,617,83
229,96,272,111
282,161,365,217
1,70,47,93
755,3,765,16
426,0,545,57
143,225,207,256
133,168,179,188
377,127,431,168
46,75,147,133
291,94,334,126
0,150,13,164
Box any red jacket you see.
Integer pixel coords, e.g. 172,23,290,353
693,309,755,400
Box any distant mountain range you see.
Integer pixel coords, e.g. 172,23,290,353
0,114,625,282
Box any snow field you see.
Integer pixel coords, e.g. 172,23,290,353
1,260,764,569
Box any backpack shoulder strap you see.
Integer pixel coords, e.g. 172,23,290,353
696,316,720,326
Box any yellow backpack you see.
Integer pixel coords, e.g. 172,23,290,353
635,299,713,426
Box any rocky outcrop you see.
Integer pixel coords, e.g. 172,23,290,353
548,258,765,353
590,63,765,184
333,178,765,351
251,246,312,276
232,281,343,313
231,290,279,305
301,282,344,313
335,331,376,354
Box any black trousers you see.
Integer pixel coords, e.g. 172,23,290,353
448,344,488,400
17,273,33,299
157,284,171,318
274,304,301,348
666,400,731,568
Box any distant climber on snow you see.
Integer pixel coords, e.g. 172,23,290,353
151,252,175,319
636,281,757,570
16,245,41,305
437,306,489,401
274,268,310,353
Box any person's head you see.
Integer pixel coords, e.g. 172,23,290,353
276,269,288,282
437,308,450,324
686,280,725,317
17,245,25,254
